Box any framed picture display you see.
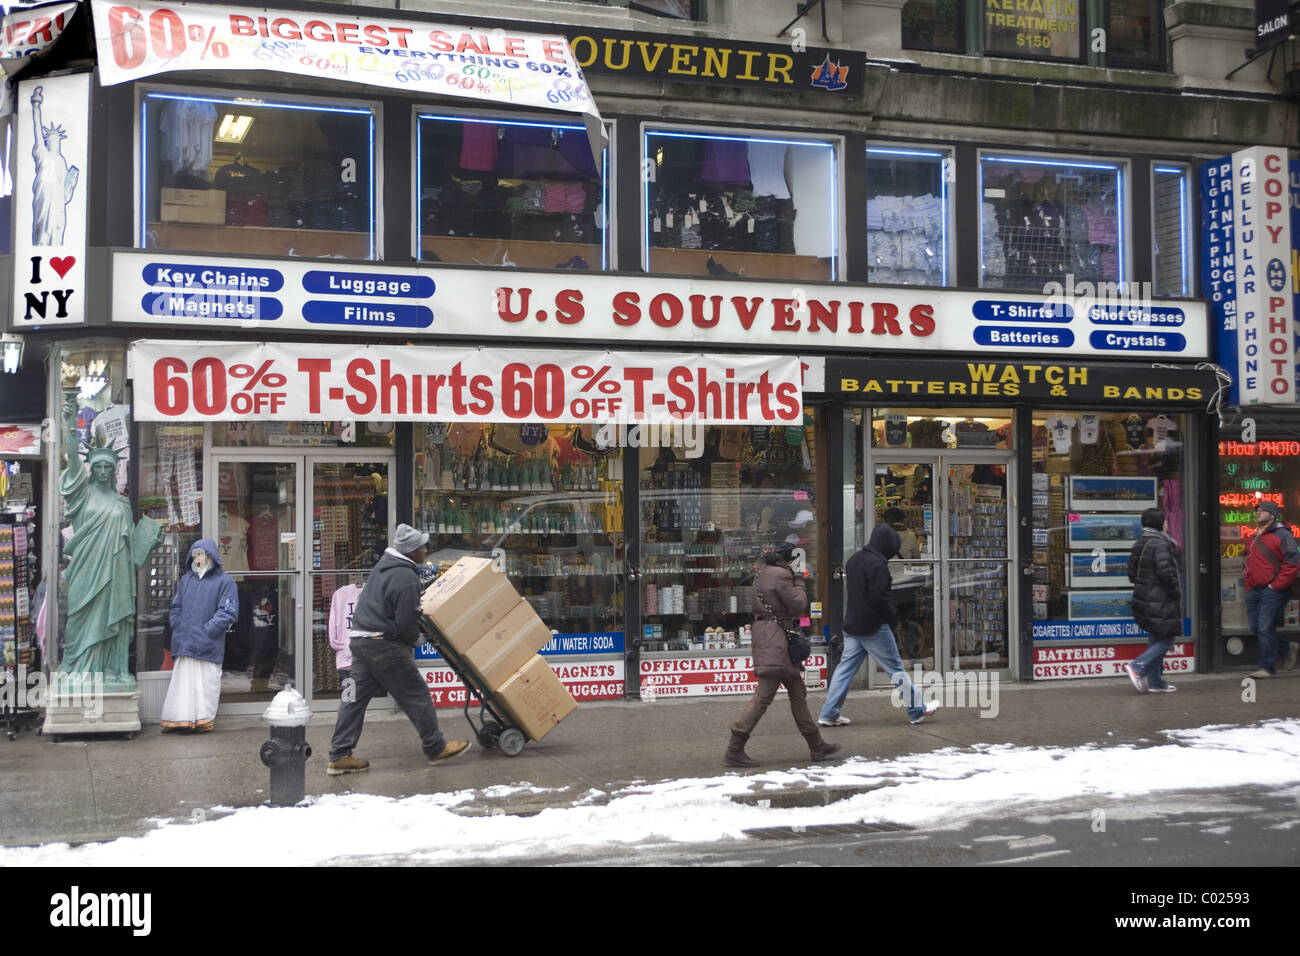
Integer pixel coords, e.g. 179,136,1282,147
1067,476,1158,511
1066,513,1144,550
1067,589,1135,621
1067,551,1133,587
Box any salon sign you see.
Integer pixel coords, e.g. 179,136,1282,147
90,0,603,131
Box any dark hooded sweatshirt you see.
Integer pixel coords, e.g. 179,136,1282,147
169,538,239,665
843,523,901,636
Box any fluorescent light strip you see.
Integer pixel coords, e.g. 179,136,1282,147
421,113,584,133
145,92,370,116
647,130,833,150
866,147,944,158
983,155,1122,172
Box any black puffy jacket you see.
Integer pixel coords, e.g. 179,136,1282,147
843,524,901,636
1128,530,1182,638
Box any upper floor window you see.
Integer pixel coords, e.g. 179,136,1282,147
559,0,702,17
865,146,953,286
903,0,1165,70
1152,164,1192,297
417,113,608,270
979,153,1126,290
140,91,376,259
644,127,839,282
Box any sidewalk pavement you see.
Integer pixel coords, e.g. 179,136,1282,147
2,669,1297,847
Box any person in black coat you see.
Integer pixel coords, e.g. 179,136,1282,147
1124,508,1183,693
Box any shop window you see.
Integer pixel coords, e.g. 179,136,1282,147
871,409,1014,449
980,154,1125,291
412,422,625,640
140,91,376,259
1105,0,1165,69
985,0,1082,60
417,115,607,270
1031,410,1188,641
644,128,839,282
1217,434,1300,635
135,422,204,671
902,0,965,51
865,147,953,286
1152,164,1191,297
558,0,702,17
639,417,824,653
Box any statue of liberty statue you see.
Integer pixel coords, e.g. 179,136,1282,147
31,85,80,246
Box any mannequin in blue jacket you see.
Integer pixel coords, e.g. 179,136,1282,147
160,538,239,732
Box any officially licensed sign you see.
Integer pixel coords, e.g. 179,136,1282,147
126,340,803,424
111,251,1209,358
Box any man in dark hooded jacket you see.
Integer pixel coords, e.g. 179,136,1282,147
817,522,940,727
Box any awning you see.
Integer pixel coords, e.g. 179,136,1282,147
89,0,607,158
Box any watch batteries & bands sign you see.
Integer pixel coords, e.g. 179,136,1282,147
639,653,829,698
828,357,1219,404
110,252,1208,358
126,340,803,425
89,0,604,135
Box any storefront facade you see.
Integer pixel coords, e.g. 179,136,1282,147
0,0,1292,719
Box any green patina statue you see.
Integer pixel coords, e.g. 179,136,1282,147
59,392,161,691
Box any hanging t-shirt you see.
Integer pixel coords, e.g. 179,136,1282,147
1123,414,1145,448
1079,413,1100,445
746,141,790,199
1044,414,1077,454
459,123,499,172
218,512,249,573
329,583,363,671
247,511,279,571
1146,414,1177,451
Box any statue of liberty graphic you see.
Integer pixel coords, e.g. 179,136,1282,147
30,85,80,246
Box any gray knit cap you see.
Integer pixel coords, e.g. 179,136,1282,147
393,523,430,554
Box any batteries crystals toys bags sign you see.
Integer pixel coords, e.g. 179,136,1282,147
126,340,803,425
11,73,89,327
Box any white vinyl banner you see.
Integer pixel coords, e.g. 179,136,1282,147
1232,146,1295,404
11,72,89,327
0,2,80,115
89,0,603,131
126,340,803,424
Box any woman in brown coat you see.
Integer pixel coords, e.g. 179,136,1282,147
726,543,842,767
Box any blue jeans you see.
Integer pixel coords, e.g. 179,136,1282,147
819,625,926,723
1131,636,1175,688
1245,586,1292,673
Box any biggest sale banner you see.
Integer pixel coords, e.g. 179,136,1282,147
90,0,604,140
126,340,804,424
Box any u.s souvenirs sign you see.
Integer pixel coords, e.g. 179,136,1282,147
567,27,863,95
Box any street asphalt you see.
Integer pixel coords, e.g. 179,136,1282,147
2,667,1297,848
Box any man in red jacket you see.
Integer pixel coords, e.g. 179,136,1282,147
1243,500,1299,677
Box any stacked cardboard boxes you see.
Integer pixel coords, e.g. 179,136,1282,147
419,557,576,741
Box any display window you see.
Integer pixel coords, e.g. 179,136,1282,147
140,90,377,259
416,113,608,270
1217,435,1300,634
1030,409,1189,641
412,422,625,642
865,146,952,287
639,416,824,653
871,408,1014,450
643,127,839,281
984,0,1083,61
1152,164,1192,297
900,0,964,52
979,154,1125,291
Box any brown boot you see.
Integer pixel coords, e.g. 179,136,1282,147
724,731,759,767
804,733,842,761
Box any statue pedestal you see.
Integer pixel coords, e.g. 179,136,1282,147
42,690,142,737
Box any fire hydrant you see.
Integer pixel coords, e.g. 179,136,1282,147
259,684,313,807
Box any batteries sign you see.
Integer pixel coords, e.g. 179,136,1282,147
126,340,803,424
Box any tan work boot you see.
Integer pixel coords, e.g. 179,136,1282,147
327,754,370,775
429,740,470,764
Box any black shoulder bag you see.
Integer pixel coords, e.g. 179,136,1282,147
755,575,812,667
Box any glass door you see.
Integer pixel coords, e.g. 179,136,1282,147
308,458,393,700
869,454,1014,676
212,458,303,706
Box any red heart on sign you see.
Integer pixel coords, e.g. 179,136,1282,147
50,256,76,278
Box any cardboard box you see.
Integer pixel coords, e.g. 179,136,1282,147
461,599,554,691
495,655,577,742
160,187,226,225
419,557,519,653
